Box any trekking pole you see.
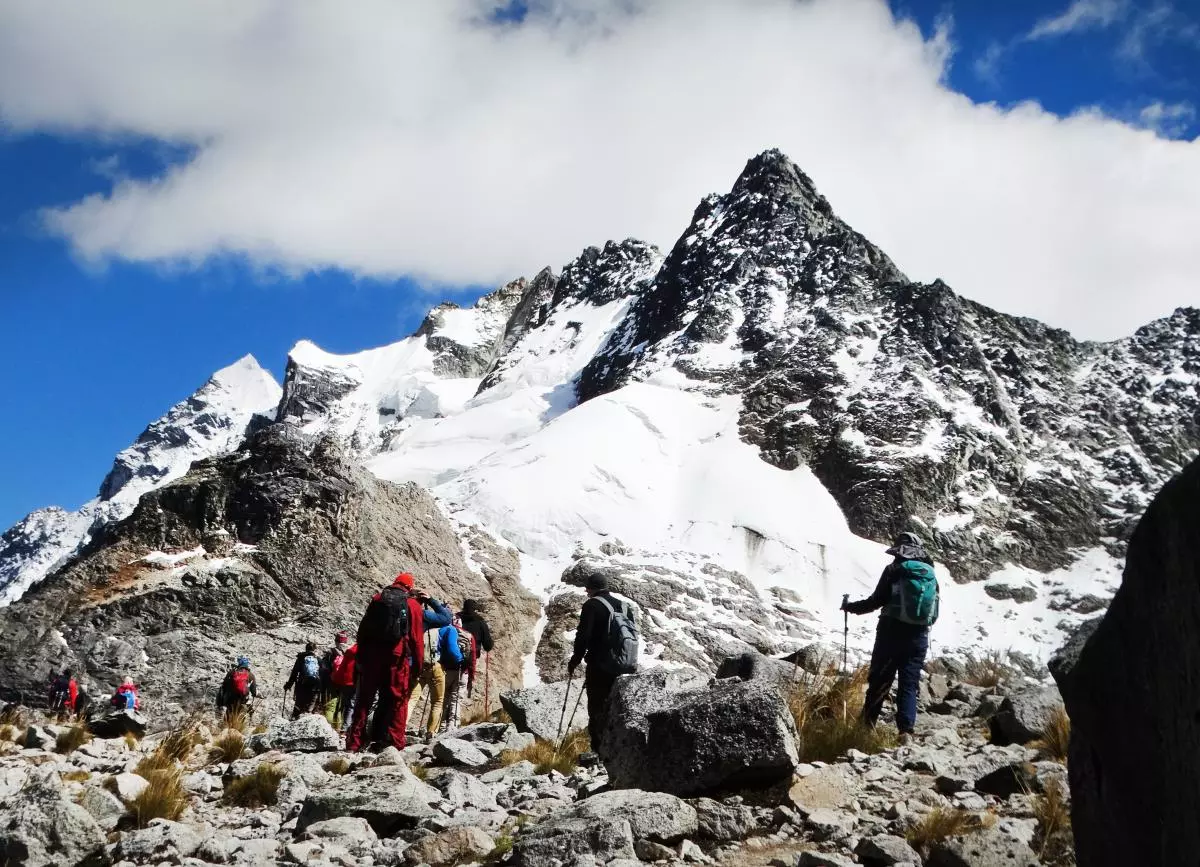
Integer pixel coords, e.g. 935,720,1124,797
560,674,587,752
555,670,575,745
841,595,850,679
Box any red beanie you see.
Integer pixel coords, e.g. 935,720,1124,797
393,572,415,589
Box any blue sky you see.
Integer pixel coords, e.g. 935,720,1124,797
1,0,1198,529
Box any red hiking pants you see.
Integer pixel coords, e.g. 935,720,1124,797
346,650,415,752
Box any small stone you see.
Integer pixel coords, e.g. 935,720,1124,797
798,853,856,867
634,839,676,862
855,834,922,866
404,825,494,865
304,816,380,842
432,737,490,768
111,771,150,801
795,763,817,778
677,839,711,863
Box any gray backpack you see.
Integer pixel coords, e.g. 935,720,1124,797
595,596,639,675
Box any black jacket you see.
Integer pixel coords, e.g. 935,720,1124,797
844,542,935,629
283,652,320,691
459,612,494,656
570,592,628,670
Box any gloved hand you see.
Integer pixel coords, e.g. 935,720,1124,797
567,661,578,678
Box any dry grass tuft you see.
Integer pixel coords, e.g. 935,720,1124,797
222,706,251,734
124,732,141,750
905,807,996,857
222,763,285,808
787,666,896,763
55,723,93,755
1032,777,1075,865
464,705,514,726
961,651,1014,688
157,721,203,763
500,730,589,775
209,729,246,764
409,762,429,781
0,706,27,728
323,757,351,775
1033,705,1071,763
134,749,176,778
128,767,189,827
0,724,18,743
61,769,91,782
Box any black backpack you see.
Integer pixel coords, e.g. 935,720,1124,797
595,596,639,675
357,587,412,651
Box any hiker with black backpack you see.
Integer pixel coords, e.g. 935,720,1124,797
346,572,427,752
842,532,940,744
459,599,494,714
567,572,639,752
284,641,323,719
217,656,258,721
437,613,475,733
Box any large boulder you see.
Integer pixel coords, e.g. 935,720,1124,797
561,790,698,844
1053,457,1200,867
110,819,203,863
0,768,106,867
987,686,1062,746
247,714,340,753
603,669,798,796
514,815,635,867
500,680,588,742
600,667,709,784
295,765,439,836
404,826,494,866
87,709,147,740
926,828,1039,867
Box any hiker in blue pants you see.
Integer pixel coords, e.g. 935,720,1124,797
842,532,940,743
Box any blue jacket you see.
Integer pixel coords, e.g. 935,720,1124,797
437,625,465,668
421,598,452,630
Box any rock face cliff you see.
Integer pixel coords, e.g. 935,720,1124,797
1052,455,1200,866
0,425,538,722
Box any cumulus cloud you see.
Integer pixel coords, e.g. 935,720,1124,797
1027,0,1129,40
1137,100,1197,137
1,0,1198,339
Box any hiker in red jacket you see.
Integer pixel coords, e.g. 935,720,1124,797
323,632,358,734
345,572,426,752
48,669,78,716
111,676,140,711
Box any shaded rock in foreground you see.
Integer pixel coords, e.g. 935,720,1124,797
514,815,635,867
500,679,588,743
295,765,438,836
1053,457,1200,867
0,768,106,867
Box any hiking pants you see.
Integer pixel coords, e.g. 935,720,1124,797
863,618,929,734
291,682,321,719
324,687,356,732
439,667,467,733
407,662,445,735
347,652,415,752
585,668,618,752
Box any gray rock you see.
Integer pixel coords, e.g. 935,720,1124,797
501,679,589,742
426,768,498,811
87,709,147,740
562,789,698,844
604,671,798,796
1053,458,1200,867
112,771,150,802
237,837,283,861
481,761,536,784
797,853,857,867
432,737,489,768
634,839,676,861
987,686,1062,746
803,807,854,841
77,784,126,831
23,726,56,752
0,769,106,867
296,765,438,836
693,798,757,842
404,825,494,866
973,762,1038,799
112,819,203,862
514,815,635,867
677,838,710,863
926,828,1040,867
855,834,922,866
246,714,340,754
714,651,806,692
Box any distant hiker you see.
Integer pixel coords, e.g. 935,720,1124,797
323,631,358,733
842,531,940,743
459,599,494,706
346,572,426,752
111,676,140,711
217,656,258,720
284,641,323,718
568,573,639,752
48,668,78,715
406,591,453,740
438,613,475,733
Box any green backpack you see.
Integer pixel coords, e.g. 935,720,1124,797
886,560,939,626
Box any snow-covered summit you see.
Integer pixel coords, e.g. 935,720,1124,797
0,355,280,605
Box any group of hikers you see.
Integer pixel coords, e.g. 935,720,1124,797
47,670,141,719
215,576,496,750
41,533,940,751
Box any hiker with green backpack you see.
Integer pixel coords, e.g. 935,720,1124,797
842,532,940,743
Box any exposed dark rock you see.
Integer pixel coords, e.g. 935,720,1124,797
1053,457,1200,866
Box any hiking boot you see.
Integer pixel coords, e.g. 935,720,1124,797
898,732,912,746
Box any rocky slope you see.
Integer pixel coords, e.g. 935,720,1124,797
0,425,539,721
0,356,281,606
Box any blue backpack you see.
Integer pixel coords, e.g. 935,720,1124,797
301,654,321,684
886,560,939,626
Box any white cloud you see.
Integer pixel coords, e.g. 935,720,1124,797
0,0,1198,340
1137,100,1197,137
1027,0,1129,40
973,41,1007,86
